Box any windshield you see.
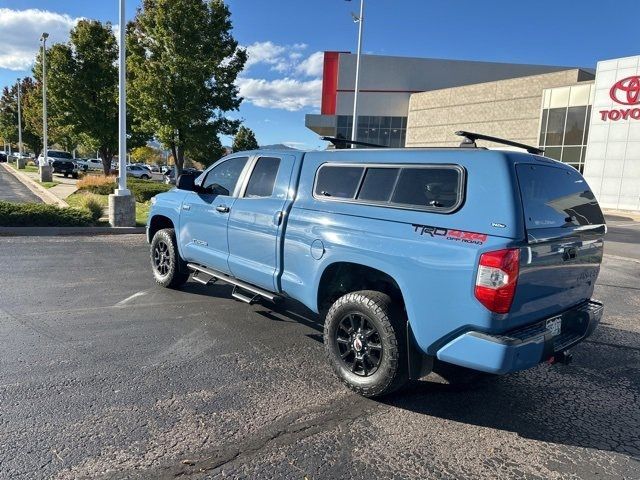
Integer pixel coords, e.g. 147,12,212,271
48,151,73,159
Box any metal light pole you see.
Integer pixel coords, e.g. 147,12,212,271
17,78,24,165
350,0,365,144
39,32,52,181
115,0,129,196
109,0,135,226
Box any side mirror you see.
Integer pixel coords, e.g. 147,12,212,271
209,183,230,196
176,173,197,191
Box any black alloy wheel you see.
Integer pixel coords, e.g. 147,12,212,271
335,312,383,376
153,239,171,276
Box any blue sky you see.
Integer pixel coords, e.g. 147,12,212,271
1,0,639,149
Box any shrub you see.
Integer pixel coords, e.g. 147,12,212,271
129,180,172,203
0,201,94,227
77,175,116,195
82,194,105,222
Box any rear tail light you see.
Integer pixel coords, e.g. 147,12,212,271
475,248,520,314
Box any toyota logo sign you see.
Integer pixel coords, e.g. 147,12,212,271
600,75,640,121
609,76,640,105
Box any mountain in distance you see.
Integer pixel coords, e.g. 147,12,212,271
259,143,297,150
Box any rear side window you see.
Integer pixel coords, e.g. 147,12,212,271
358,168,399,202
315,166,363,198
516,164,604,228
245,157,280,198
391,168,461,209
314,164,463,212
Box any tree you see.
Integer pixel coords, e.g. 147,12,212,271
232,126,259,152
130,145,163,165
0,78,43,157
0,85,19,148
40,20,147,175
127,0,247,174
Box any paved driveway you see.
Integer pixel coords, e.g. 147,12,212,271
0,235,638,479
0,165,42,203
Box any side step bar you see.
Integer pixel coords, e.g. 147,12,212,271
187,263,280,304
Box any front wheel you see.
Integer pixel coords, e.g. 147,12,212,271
324,290,408,397
150,228,190,288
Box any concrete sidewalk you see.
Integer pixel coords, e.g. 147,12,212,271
17,166,78,202
0,163,68,207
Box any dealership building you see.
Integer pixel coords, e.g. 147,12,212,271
305,52,640,211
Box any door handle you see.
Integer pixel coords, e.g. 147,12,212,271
273,211,283,226
216,205,230,213
182,204,191,211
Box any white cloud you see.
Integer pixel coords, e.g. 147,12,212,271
238,43,325,112
295,51,324,77
237,77,322,111
0,8,81,71
244,41,308,72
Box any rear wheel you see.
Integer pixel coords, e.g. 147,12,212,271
150,228,190,288
141,174,150,180
324,290,408,397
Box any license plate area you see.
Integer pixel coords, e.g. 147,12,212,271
546,316,562,337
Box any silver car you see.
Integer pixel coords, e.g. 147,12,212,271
126,164,152,180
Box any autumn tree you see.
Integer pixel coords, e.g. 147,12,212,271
0,78,42,157
127,0,246,174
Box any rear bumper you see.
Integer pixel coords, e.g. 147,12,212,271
436,300,603,374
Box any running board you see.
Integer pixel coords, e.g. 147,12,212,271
187,263,279,303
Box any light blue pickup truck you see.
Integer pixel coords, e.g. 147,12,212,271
147,132,605,397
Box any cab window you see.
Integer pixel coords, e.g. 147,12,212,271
245,157,281,198
202,157,248,196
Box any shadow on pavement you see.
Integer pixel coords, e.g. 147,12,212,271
177,281,639,459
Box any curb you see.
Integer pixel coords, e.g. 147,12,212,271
0,226,146,237
0,163,69,208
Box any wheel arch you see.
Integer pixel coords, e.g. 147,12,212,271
148,214,174,243
316,261,407,318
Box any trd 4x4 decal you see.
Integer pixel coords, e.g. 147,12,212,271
412,224,487,245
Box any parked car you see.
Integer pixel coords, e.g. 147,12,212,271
163,167,200,185
74,160,88,173
146,132,605,398
126,164,152,180
37,150,78,178
84,158,105,171
0,152,6,163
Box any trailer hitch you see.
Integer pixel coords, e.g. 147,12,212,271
548,350,573,366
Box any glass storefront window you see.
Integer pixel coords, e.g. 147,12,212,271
564,106,587,145
334,115,407,147
545,108,566,146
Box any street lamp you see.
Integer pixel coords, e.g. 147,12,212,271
40,32,52,182
109,0,136,227
349,0,365,145
16,78,24,168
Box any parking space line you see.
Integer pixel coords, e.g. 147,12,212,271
115,291,148,306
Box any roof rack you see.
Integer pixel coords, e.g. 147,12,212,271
321,136,388,149
455,131,544,155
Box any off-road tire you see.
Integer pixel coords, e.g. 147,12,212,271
150,228,190,288
324,290,408,397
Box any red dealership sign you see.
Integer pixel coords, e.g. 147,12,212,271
609,76,640,105
600,75,640,121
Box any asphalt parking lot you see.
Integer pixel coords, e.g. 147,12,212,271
0,233,638,479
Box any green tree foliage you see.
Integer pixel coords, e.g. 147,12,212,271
40,20,118,174
127,0,247,174
232,126,259,152
0,78,42,157
39,20,148,174
20,78,44,158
